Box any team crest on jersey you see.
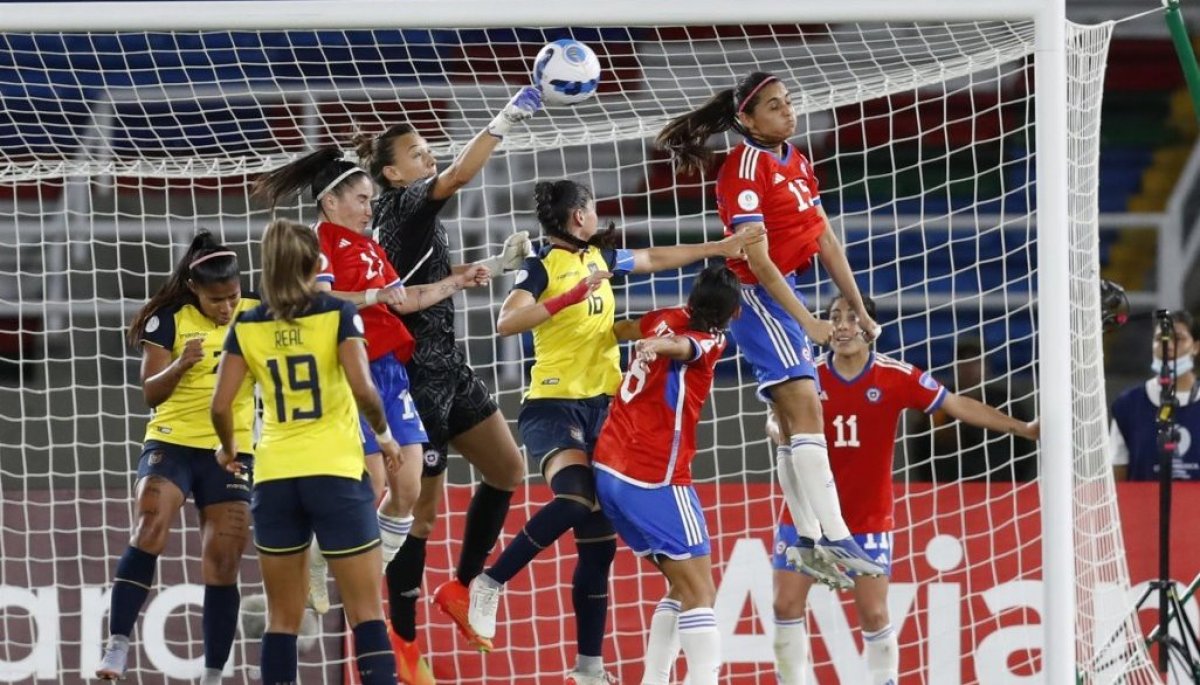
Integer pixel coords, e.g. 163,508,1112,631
587,262,599,274
737,190,760,211
866,387,883,403
918,371,939,390
801,347,812,361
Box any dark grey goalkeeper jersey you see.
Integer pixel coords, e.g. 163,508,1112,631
373,177,463,371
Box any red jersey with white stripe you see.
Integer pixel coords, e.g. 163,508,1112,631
716,141,825,284
315,221,415,363
594,308,726,487
779,353,947,532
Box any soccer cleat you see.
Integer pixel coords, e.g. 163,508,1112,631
389,629,436,685
95,637,130,681
817,535,887,576
786,544,853,591
564,669,618,685
307,544,331,615
432,579,494,652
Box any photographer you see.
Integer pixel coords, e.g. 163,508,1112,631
1110,310,1200,481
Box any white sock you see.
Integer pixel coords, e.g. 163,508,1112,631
776,445,822,541
678,608,721,685
773,616,809,685
864,624,899,685
788,434,851,540
200,667,223,685
641,597,682,685
377,513,413,566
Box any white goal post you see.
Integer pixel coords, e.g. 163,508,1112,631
0,1,1159,683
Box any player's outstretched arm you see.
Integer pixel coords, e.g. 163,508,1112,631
613,317,644,341
742,226,831,345
629,225,765,275
814,218,879,341
495,270,611,336
391,264,489,315
431,87,542,201
634,336,696,365
941,392,1040,441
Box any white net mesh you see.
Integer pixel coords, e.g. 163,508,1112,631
0,14,1157,685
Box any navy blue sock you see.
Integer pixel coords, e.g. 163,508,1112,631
485,465,594,585
260,632,298,685
108,546,158,637
203,584,240,671
572,510,617,658
354,619,397,684
456,483,514,585
386,535,427,642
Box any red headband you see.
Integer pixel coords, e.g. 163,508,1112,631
736,76,780,114
189,250,237,270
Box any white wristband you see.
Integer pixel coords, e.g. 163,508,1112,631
374,426,395,445
364,288,379,306
487,113,511,138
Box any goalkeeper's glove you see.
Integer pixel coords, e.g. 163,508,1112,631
478,230,533,274
487,87,543,138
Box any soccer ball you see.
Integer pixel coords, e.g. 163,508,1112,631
533,39,601,106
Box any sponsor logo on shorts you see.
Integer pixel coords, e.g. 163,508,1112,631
148,450,165,465
570,427,584,443
226,482,250,492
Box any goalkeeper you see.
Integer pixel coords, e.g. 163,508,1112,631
353,86,540,665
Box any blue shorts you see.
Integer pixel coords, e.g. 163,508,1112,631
595,470,711,560
728,277,819,402
252,474,379,558
359,354,429,454
137,440,253,509
518,396,611,476
773,523,894,577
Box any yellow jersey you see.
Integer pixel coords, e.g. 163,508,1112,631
512,244,635,400
224,293,367,483
141,295,259,450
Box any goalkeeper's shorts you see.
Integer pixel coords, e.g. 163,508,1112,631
728,277,820,403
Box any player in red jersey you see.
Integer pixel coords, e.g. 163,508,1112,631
658,71,884,575
253,151,488,651
593,264,741,685
769,295,1040,685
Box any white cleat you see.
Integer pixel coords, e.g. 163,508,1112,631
307,543,331,615
95,636,130,680
467,574,502,640
786,544,854,591
817,535,887,576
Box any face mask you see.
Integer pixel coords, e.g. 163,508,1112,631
1151,356,1195,377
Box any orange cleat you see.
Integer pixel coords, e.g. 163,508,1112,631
431,579,495,652
388,627,436,685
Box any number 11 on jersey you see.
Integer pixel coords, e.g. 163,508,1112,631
832,414,860,448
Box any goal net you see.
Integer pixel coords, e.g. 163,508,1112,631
0,7,1158,684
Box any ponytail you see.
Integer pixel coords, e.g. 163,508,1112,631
127,229,240,347
533,179,617,250
253,148,368,210
260,219,321,322
656,71,780,174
